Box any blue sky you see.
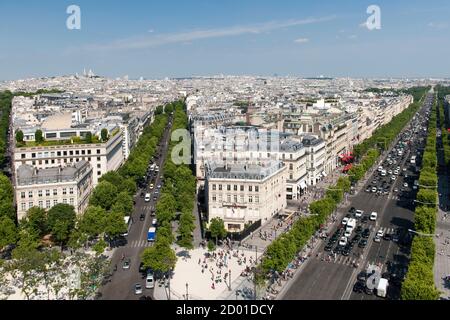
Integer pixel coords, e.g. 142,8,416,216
0,0,449,80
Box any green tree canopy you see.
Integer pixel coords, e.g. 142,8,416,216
141,242,177,273
89,181,118,211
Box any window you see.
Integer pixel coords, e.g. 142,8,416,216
38,190,43,197
227,185,231,191
21,203,26,211
234,195,238,203
46,200,51,208
212,195,217,202
97,164,101,169
248,196,253,203
45,160,49,164
69,188,74,195
88,150,91,155
76,150,80,155
63,199,68,204
212,184,216,191
69,198,74,205
21,192,25,199
240,185,244,191
290,154,293,160
21,154,26,159
29,202,34,209
38,201,43,208
97,149,101,154
255,186,259,192
70,151,73,156
28,191,33,198
289,164,293,170
82,150,85,155
97,157,101,161
290,174,293,180
249,186,253,192
46,190,50,196
227,195,231,203
63,151,67,156
53,189,57,196
218,184,222,191
31,153,36,158
97,171,101,176
62,188,67,195
234,185,238,191
53,200,58,206
255,196,259,203
240,195,244,203
57,151,61,157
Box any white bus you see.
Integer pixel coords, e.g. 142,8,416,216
122,216,132,237
410,156,416,164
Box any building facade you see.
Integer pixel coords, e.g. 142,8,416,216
15,160,93,220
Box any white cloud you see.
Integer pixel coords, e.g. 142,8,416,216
294,38,309,44
84,16,336,51
428,22,448,30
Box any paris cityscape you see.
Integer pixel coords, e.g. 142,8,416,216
0,0,449,308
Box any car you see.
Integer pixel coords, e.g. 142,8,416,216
349,207,356,214
339,237,348,246
377,229,384,238
342,248,351,256
357,271,367,282
394,170,399,175
403,183,408,188
149,184,154,190
361,215,369,223
388,170,393,175
140,192,145,198
383,232,392,241
378,166,383,172
394,188,399,193
403,168,407,172
324,244,333,251
342,217,349,226
145,272,155,289
365,187,372,193
374,236,381,243
358,239,368,248
123,259,131,270
139,262,147,273
372,180,378,185
372,187,377,193
134,283,143,295
353,281,365,293
365,287,374,295
152,218,157,227
355,210,363,218
157,185,162,189
153,196,158,201
140,213,146,221
344,229,352,238
362,228,371,239
351,234,361,244
391,176,396,181
355,226,363,234
370,212,378,221
144,194,151,202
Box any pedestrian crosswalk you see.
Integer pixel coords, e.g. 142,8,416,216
127,240,154,248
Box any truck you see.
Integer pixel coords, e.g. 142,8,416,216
147,227,156,242
376,278,388,298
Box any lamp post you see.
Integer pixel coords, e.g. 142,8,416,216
186,283,189,300
408,229,438,237
413,199,438,206
228,270,232,291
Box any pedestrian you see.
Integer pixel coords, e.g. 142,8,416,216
198,258,201,265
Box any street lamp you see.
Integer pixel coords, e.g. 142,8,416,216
228,270,232,291
186,283,189,300
413,199,437,206
408,229,438,237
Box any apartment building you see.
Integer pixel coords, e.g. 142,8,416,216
15,160,93,220
13,132,124,185
205,161,287,232
302,135,326,186
280,140,308,200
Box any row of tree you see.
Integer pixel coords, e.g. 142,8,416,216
353,87,429,160
401,93,440,300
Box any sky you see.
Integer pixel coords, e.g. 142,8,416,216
0,0,449,80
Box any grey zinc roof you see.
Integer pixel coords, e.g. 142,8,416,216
17,160,90,186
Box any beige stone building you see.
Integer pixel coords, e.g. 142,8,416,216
15,160,93,220
205,161,287,232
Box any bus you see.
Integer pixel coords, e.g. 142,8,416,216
122,216,132,237
410,156,416,164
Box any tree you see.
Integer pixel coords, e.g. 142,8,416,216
155,105,164,115
207,240,215,252
0,216,18,249
141,242,177,274
111,192,133,216
15,130,24,144
22,207,48,238
209,218,227,245
47,204,76,247
101,128,109,142
35,129,44,144
89,181,118,211
79,206,107,238
0,174,14,220
104,210,127,239
85,132,93,144
156,193,177,226
156,226,175,245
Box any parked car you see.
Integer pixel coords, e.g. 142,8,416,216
370,212,378,221
123,259,131,270
134,283,143,295
355,210,363,218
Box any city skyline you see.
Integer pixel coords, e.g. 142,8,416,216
1,0,450,80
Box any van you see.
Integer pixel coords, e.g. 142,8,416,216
145,272,154,289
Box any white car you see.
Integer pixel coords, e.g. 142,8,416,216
372,187,377,193
391,176,396,181
378,166,383,172
339,237,348,247
377,229,384,238
388,170,393,175
134,283,143,295
342,217,349,226
374,236,381,243
370,212,378,221
149,184,154,190
393,170,399,175
145,272,154,289
344,229,352,238
403,183,408,188
355,210,364,218
144,194,151,202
